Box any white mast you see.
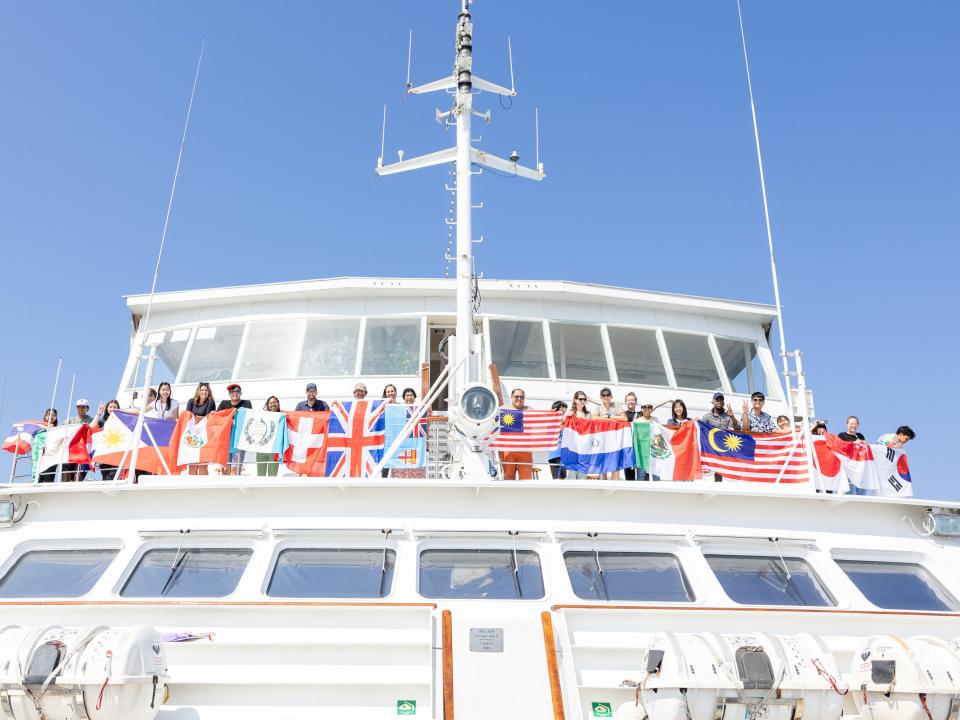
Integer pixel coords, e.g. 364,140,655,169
376,0,544,394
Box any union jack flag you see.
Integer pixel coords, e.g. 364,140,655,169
324,400,387,478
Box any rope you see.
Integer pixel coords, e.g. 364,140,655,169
919,692,933,720
811,658,848,696
95,650,112,711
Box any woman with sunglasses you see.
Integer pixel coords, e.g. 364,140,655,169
564,391,591,480
591,388,620,479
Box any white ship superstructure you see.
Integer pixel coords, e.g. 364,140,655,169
1,3,959,720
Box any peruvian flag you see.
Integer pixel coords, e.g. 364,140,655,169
283,411,330,476
172,410,234,470
822,432,880,492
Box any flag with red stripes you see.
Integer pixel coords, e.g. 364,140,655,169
490,409,564,451
698,421,810,483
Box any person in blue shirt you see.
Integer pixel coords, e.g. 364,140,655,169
295,383,330,412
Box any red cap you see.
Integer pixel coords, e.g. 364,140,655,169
226,383,241,392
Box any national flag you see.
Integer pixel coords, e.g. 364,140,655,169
3,421,47,455
633,421,702,481
92,411,178,475
172,410,234,470
30,424,97,477
874,444,912,498
560,416,635,475
283,411,330,476
823,432,880,492
699,422,810,484
812,436,849,493
490,409,564,451
325,400,387,477
382,404,427,469
231,408,287,454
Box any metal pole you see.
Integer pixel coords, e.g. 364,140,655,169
118,346,159,481
793,351,819,492
35,357,63,482
8,424,22,483
57,373,77,476
454,7,476,390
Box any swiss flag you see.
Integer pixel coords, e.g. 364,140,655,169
283,411,329,476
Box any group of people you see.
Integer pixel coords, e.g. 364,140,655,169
499,386,916,489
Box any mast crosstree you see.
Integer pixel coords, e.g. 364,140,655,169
376,0,544,399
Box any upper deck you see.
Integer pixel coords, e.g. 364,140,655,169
120,276,789,418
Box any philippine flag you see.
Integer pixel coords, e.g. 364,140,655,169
560,416,635,475
92,411,178,475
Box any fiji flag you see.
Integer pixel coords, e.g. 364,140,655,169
325,400,387,477
382,404,427,469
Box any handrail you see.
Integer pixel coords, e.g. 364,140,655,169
540,611,566,720
0,600,437,608
551,603,960,618
441,609,455,720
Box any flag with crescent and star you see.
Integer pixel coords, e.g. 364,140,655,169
698,421,811,484
699,424,756,462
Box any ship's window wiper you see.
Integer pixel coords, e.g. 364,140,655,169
508,531,522,599
159,529,191,597
378,529,392,598
589,532,609,601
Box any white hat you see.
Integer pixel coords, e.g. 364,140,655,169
353,382,367,392
76,398,90,407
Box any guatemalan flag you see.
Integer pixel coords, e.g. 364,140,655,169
231,408,287,454
560,416,635,475
92,410,178,475
3,421,47,455
325,400,386,478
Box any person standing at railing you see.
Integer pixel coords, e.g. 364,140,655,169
149,382,180,420
837,415,865,442
741,392,777,433
295,383,330,412
499,388,533,480
256,396,283,477
591,388,620,479
186,383,217,417
547,400,568,479
32,409,58,483
616,392,640,480
218,384,252,475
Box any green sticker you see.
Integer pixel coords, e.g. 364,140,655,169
397,700,417,715
591,702,613,717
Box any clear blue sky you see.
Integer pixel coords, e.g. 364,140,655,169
1,2,957,498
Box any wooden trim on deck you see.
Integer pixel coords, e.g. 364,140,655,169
551,603,959,618
442,609,455,720
541,611,566,720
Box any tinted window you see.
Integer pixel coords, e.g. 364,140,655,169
662,332,722,391
419,549,544,599
490,320,549,378
607,327,669,387
0,549,118,598
564,551,694,602
180,324,244,383
361,319,421,375
705,554,834,607
300,319,360,377
715,338,766,396
836,560,959,612
550,323,610,382
268,548,396,598
238,319,300,379
121,548,251,598
127,329,190,389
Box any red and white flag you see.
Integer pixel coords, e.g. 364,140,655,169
283,411,330,476
823,432,880,492
874,444,913,498
172,410,234,470
698,423,812,486
490,409,564,451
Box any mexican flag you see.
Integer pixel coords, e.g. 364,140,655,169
632,420,701,481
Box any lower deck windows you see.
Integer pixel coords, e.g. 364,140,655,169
121,548,252,598
267,548,396,598
418,549,544,599
705,554,835,607
0,549,118,598
564,551,695,602
836,559,959,612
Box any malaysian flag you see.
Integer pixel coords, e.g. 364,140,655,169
325,400,387,477
490,410,564,451
698,422,810,483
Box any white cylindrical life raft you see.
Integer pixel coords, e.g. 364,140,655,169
0,625,167,720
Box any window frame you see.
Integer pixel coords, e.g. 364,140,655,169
561,548,697,604
604,323,674,389
416,542,548,601
703,552,837,608
484,317,553,380
659,329,726,393
833,556,960,613
548,320,613,383
359,316,424,377
263,539,400,599
116,540,256,599
0,540,122,599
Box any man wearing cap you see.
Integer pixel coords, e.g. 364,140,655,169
61,399,97,481
295,383,330,412
353,383,368,400
741,391,777,433
701,392,741,431
69,399,96,426
218,384,253,475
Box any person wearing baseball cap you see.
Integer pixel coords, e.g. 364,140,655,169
71,399,95,426
700,392,741,432
218,384,253,475
295,383,330,412
353,382,368,399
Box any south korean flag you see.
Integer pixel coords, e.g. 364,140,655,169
873,444,913,498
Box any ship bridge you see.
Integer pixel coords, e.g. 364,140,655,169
121,276,789,419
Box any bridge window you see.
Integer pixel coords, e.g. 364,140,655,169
121,548,252,598
238,319,300,379
489,320,549,378
662,332,722,391
418,549,544,599
127,329,190,389
361,319,421,375
564,551,694,602
705,554,835,607
180,324,245,384
550,323,610,382
607,327,670,387
836,560,959,612
267,548,396,598
715,338,767,396
0,549,118,598
299,319,360,377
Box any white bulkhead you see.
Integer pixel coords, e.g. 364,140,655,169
0,625,166,720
